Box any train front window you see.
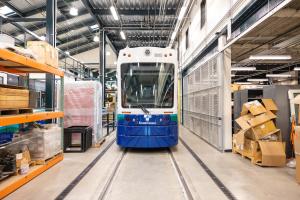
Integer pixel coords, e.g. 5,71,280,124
121,63,174,108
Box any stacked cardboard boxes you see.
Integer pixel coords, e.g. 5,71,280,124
27,41,58,68
233,99,286,167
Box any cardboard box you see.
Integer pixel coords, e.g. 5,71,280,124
235,112,276,131
16,148,31,168
243,138,259,157
231,84,240,92
27,41,58,68
0,85,29,109
257,141,286,167
235,114,253,130
241,100,267,116
262,99,278,114
247,112,275,127
248,121,278,140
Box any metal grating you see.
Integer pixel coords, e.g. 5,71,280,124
182,54,224,150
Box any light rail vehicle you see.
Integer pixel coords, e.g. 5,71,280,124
116,47,178,148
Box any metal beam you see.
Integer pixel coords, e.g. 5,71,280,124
11,9,89,36
22,0,80,17
100,30,106,106
45,0,57,113
56,18,95,35
60,39,95,52
2,1,24,17
67,43,99,57
5,17,46,23
93,8,177,15
102,25,173,30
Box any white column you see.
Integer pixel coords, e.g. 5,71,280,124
219,35,232,151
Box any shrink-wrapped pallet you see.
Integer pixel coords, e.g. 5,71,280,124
64,81,103,144
28,124,61,160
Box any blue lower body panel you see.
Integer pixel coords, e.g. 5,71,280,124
117,125,178,148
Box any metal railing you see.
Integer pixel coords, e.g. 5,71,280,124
102,112,116,136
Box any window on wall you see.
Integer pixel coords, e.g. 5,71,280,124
185,28,189,49
201,0,206,28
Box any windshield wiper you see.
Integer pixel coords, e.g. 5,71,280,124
137,104,150,115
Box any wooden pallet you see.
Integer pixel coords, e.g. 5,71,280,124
34,151,63,165
232,145,260,165
0,108,33,116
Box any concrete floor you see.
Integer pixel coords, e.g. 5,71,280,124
4,126,300,200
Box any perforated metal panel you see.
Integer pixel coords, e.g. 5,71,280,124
182,54,224,150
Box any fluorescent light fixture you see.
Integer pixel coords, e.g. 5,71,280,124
40,35,46,41
90,24,99,30
266,74,292,78
110,6,119,20
120,31,126,40
66,51,70,55
234,82,252,85
178,6,187,20
231,67,256,71
69,7,78,16
106,51,111,56
249,55,292,60
247,78,269,82
171,31,176,40
294,67,300,71
93,35,99,42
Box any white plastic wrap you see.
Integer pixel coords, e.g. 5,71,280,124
64,81,103,144
28,124,61,160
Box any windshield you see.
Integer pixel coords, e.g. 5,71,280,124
121,63,174,108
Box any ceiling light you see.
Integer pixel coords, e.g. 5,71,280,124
66,51,70,55
110,6,119,20
266,74,292,78
178,6,187,20
247,78,269,82
40,35,46,41
249,55,292,60
93,35,99,42
231,67,256,71
294,67,300,71
69,7,78,16
171,31,176,40
120,31,126,40
231,74,236,77
90,24,99,30
106,51,111,56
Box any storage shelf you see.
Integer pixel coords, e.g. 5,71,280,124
0,49,64,77
0,111,64,126
0,153,63,199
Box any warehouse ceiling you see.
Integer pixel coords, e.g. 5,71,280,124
231,0,300,82
0,0,182,57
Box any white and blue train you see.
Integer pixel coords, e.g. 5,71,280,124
116,47,178,148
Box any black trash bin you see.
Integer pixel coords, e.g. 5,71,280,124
64,126,93,152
